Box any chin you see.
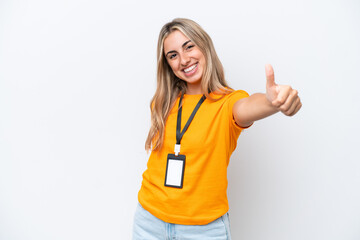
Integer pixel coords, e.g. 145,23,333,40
181,73,202,84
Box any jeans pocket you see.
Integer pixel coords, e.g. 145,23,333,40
222,212,232,240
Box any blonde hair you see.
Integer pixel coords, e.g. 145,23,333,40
145,18,233,151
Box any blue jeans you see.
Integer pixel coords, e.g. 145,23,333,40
132,202,232,240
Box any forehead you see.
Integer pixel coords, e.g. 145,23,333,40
163,30,190,53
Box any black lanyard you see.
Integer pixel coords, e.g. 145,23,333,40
174,92,206,155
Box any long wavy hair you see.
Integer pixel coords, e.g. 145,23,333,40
145,18,233,151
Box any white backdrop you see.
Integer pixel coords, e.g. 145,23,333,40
1,0,359,239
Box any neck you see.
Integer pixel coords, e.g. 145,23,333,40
185,82,202,95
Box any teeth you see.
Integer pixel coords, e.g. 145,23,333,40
184,63,197,73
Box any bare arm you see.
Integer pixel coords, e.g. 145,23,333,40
233,64,302,128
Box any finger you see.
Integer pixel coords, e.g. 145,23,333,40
289,101,302,116
272,85,291,108
279,89,299,113
265,64,276,88
283,97,300,116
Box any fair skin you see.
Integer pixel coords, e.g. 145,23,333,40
163,30,302,127
164,30,205,95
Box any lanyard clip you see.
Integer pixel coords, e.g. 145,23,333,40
174,144,181,156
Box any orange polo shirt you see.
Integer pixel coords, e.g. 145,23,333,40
138,90,250,225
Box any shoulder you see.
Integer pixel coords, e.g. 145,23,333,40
226,89,249,99
211,87,249,99
224,90,250,113
207,89,249,113
213,89,249,104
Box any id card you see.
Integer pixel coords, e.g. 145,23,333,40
164,154,186,188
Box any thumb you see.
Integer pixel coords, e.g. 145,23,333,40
265,64,276,88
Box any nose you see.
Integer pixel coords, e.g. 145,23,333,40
180,53,191,66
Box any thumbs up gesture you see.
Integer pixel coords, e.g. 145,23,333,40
265,64,302,116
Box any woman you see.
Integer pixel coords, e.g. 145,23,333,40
132,18,301,240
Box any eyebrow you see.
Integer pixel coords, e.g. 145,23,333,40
165,40,192,57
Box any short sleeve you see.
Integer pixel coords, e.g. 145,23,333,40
227,90,252,131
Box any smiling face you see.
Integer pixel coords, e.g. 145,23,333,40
163,30,206,94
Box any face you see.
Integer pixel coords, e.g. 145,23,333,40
163,30,206,88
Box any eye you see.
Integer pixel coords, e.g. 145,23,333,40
186,45,195,50
169,53,177,59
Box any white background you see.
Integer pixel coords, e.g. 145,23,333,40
1,0,359,239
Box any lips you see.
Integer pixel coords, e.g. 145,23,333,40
183,63,198,76
183,63,197,72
